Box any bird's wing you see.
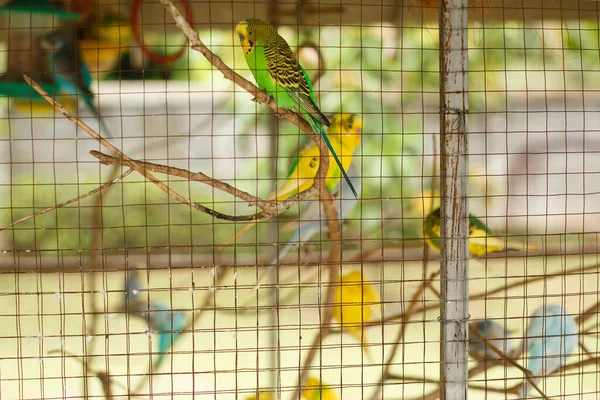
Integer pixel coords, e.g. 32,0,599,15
467,229,508,250
469,214,494,235
264,38,329,127
267,146,320,201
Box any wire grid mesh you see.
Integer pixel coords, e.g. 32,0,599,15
0,0,598,399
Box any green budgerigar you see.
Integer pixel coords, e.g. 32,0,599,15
235,18,358,198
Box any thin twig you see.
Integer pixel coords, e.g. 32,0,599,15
23,76,266,222
47,349,133,397
0,169,133,232
384,373,443,385
575,300,600,325
90,150,318,221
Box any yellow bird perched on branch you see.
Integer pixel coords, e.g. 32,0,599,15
270,113,362,202
333,271,379,358
423,207,536,257
217,113,362,251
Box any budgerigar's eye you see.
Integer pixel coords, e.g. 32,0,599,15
239,34,245,41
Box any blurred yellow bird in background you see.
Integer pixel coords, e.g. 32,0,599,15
423,207,536,257
333,271,380,358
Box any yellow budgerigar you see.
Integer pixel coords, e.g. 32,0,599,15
302,377,338,400
269,113,362,202
217,114,362,251
423,207,535,257
333,271,379,357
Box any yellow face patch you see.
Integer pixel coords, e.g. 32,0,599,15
235,21,255,55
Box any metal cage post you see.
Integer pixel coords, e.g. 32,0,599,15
439,0,469,399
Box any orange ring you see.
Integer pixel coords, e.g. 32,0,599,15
131,0,194,65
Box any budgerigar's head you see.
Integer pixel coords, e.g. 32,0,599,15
39,29,73,52
329,113,363,149
236,18,272,56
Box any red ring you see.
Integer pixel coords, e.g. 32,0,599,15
131,0,194,65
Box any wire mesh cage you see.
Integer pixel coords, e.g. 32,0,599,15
0,0,598,399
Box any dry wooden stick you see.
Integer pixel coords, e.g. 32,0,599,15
23,76,239,221
47,349,133,398
0,169,133,232
158,3,343,398
90,150,318,221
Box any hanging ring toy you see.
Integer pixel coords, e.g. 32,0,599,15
131,0,194,65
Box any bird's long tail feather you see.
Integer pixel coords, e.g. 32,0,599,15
309,118,358,199
469,236,538,252
84,95,113,139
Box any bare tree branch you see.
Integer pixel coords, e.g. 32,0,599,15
23,76,277,222
0,169,133,232
90,150,319,221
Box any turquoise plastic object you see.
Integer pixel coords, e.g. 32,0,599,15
0,0,81,21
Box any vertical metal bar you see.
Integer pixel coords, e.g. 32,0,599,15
439,0,469,400
267,5,281,399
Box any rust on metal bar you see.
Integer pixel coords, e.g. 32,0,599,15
439,0,470,399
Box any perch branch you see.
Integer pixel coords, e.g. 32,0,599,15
158,4,343,399
24,76,275,222
0,169,133,232
90,150,318,220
